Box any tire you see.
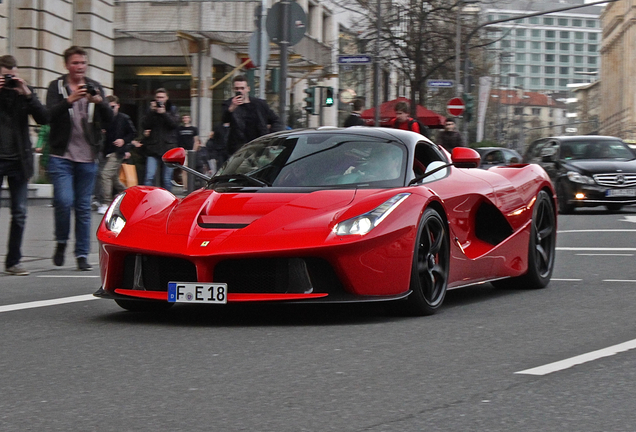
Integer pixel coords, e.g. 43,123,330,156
115,299,174,312
493,190,556,290
403,207,450,316
606,204,623,212
557,181,574,214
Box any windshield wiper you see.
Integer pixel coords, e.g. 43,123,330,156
408,163,453,186
209,174,271,187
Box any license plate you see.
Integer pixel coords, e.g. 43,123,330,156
168,282,227,304
606,188,636,197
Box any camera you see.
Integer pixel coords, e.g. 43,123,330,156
235,91,242,98
155,100,164,108
84,82,98,96
3,74,18,89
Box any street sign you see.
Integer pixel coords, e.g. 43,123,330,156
266,1,307,46
337,55,372,65
248,30,270,67
427,80,454,88
447,97,465,117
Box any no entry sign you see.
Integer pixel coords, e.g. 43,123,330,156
447,97,465,117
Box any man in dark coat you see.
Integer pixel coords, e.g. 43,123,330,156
0,55,48,275
343,98,366,127
436,118,465,153
222,75,283,155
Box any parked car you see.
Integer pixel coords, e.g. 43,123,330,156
95,128,557,316
475,147,522,169
524,135,636,213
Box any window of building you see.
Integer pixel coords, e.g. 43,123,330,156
531,65,541,74
515,77,525,87
532,29,541,38
531,42,541,50
549,110,554,118
532,108,541,115
488,15,495,22
516,65,525,73
559,79,569,87
588,56,597,65
531,53,541,62
589,44,597,53
546,42,555,51
500,14,510,20
545,78,555,87
530,77,540,86
545,66,555,74
589,33,598,41
560,55,569,63
516,53,526,61
586,20,596,28
558,18,568,26
516,29,526,37
573,19,582,27
544,17,554,25
588,68,598,73
545,54,555,62
560,67,569,74
502,40,511,48
517,40,526,49
514,107,524,115
560,31,570,39
530,17,539,24
575,56,584,64
575,32,584,40
546,30,556,38
501,64,511,73
560,43,570,51
574,67,584,73
575,44,584,52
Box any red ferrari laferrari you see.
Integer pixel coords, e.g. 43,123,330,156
94,127,557,315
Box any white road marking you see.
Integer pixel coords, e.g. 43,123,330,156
603,279,636,283
558,229,636,233
37,275,100,278
0,294,98,314
515,339,636,376
576,253,634,256
551,278,582,281
557,247,636,251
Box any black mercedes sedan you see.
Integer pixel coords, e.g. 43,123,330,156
524,136,636,213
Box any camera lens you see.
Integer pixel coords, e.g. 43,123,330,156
85,83,97,96
3,74,18,89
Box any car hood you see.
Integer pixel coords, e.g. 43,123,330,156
166,188,360,236
565,159,636,175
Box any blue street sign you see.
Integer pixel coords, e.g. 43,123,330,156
337,55,372,65
427,80,455,88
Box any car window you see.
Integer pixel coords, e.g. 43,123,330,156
563,139,635,161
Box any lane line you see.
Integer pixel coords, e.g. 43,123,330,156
558,229,636,233
603,279,636,283
557,247,636,251
515,339,636,376
37,275,100,278
0,294,98,314
576,253,634,256
551,278,582,281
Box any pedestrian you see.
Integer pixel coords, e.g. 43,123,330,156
141,88,179,192
46,46,113,271
222,75,283,155
96,95,136,214
176,114,200,188
205,122,229,174
343,99,366,127
0,55,48,276
391,101,422,133
436,118,465,153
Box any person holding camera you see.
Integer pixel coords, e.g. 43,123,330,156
46,46,113,271
141,88,179,192
0,55,48,276
222,75,283,155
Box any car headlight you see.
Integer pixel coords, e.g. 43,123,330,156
334,193,410,236
567,171,595,185
104,193,126,235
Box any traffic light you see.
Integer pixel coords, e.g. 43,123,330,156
304,87,316,114
323,87,334,107
463,93,474,123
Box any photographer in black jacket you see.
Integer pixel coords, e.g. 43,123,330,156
0,55,48,275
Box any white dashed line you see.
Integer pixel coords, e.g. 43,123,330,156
516,339,636,376
0,294,97,314
36,275,100,278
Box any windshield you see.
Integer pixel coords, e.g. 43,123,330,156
213,133,407,188
560,140,635,161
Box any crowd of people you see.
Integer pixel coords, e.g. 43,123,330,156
1,45,463,277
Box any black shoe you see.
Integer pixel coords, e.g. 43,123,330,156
53,243,66,266
77,257,93,271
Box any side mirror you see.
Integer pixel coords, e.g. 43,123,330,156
162,147,186,167
451,147,481,168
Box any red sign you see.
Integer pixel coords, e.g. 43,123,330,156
447,97,465,117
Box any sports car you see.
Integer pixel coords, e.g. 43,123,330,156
94,127,557,316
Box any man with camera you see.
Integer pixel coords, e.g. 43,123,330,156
141,88,179,192
46,46,113,271
222,75,283,155
0,55,48,276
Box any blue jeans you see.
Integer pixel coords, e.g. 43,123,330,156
144,155,173,192
0,160,28,268
47,156,97,258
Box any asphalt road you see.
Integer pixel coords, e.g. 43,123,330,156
1,204,636,431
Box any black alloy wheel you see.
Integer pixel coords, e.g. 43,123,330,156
494,190,556,289
403,207,450,316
